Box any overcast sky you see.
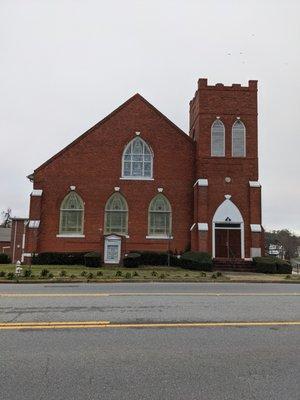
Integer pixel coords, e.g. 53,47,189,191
1,0,299,234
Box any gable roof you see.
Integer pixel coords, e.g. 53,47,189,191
33,93,194,174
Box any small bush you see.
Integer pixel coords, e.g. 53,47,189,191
32,252,86,265
23,269,32,278
80,271,87,276
184,273,189,277
151,270,158,277
125,272,131,279
115,270,122,277
123,253,141,268
48,272,54,278
133,271,139,277
159,273,166,279
96,271,103,276
59,270,67,277
253,257,292,274
200,272,207,277
285,275,291,280
0,271,6,277
211,273,217,279
179,252,213,271
70,274,76,279
0,253,11,264
40,268,50,277
216,271,222,277
7,272,15,280
84,252,102,268
87,272,94,279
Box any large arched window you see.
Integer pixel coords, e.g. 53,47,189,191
59,192,84,234
148,194,172,237
232,120,246,157
122,137,153,178
211,120,225,157
104,193,128,235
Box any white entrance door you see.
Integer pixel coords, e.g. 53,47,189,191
104,235,121,264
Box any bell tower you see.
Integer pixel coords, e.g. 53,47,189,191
189,78,263,259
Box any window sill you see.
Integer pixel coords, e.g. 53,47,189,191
146,235,173,240
56,234,85,238
120,177,154,181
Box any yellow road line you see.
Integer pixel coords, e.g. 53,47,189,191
1,292,300,297
0,321,300,330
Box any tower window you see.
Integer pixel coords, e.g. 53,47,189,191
211,120,225,156
232,120,246,157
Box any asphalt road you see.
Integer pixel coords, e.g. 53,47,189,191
0,283,299,399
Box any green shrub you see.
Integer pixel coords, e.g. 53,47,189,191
253,257,292,274
200,272,207,277
211,273,217,279
84,252,102,268
87,272,94,279
0,253,11,264
216,271,222,277
159,273,166,279
0,271,6,277
32,252,86,265
59,270,67,277
96,270,103,276
40,268,50,277
70,274,76,279
7,272,15,280
178,252,213,271
115,270,122,277
151,270,158,276
125,272,131,279
80,271,87,276
133,271,139,277
48,272,54,278
123,253,141,268
23,269,32,278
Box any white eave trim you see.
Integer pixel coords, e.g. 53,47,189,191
56,234,85,238
31,189,43,196
194,178,208,187
28,220,40,228
146,235,173,240
198,223,209,231
249,181,261,188
22,253,32,257
250,224,262,232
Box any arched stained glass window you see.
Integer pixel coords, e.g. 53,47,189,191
148,194,172,236
122,137,153,178
59,192,84,234
104,193,128,235
232,120,246,157
211,120,225,156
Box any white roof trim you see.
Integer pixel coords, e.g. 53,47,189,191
251,224,262,232
22,253,32,257
28,220,40,228
31,189,43,196
249,181,261,187
190,223,196,231
194,178,208,187
198,223,209,231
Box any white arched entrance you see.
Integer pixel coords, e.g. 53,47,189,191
212,195,245,259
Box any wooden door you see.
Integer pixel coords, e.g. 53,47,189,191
215,228,241,258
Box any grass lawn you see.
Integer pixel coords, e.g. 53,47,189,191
0,264,299,283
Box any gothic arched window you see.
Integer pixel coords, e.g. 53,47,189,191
104,193,128,235
148,194,172,236
59,192,84,234
232,120,246,157
211,120,225,157
122,137,153,178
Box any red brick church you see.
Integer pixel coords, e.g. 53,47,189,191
18,78,263,264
